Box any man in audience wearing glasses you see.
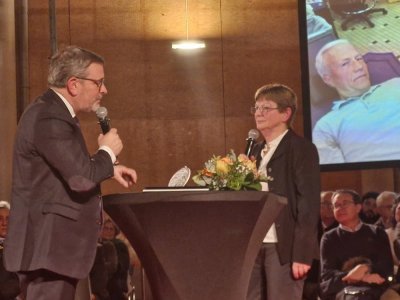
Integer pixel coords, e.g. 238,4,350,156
320,189,393,300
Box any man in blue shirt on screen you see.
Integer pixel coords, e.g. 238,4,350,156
313,39,400,164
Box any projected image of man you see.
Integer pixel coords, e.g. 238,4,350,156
313,39,400,164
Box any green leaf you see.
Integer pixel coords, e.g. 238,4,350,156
243,182,262,191
244,172,255,182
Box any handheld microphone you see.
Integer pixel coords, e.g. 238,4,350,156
245,129,260,157
96,106,110,134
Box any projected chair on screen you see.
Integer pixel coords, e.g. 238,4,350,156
363,52,400,85
328,0,387,31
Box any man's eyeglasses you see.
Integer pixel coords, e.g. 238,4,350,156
76,77,105,90
250,106,279,114
332,200,355,210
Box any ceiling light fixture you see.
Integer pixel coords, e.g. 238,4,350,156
172,0,206,50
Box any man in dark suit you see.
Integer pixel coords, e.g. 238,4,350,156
247,83,321,300
4,46,137,300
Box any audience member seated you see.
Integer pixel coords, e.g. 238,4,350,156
359,191,380,225
103,219,130,300
115,231,140,295
303,191,338,300
0,201,20,300
320,189,394,300
90,239,118,300
375,191,397,230
386,200,400,282
319,191,339,236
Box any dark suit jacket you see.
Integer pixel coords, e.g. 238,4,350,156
251,129,321,265
4,89,114,279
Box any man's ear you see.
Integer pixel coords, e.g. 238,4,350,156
66,77,79,96
322,74,335,88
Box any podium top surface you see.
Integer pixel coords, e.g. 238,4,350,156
103,190,287,207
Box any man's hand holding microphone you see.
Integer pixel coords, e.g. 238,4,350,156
96,107,137,188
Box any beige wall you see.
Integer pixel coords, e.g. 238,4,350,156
0,1,17,200
0,0,397,198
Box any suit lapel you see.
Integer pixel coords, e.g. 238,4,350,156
44,89,90,156
268,130,292,164
254,130,294,168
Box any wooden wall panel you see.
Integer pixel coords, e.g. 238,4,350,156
64,0,226,192
0,1,17,200
321,171,362,194
26,4,51,98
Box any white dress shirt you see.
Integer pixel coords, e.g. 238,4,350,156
259,130,288,243
51,89,116,163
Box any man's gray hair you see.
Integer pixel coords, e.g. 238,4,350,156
0,200,10,210
48,46,104,88
376,191,397,206
315,39,351,77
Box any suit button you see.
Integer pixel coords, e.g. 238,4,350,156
96,219,102,225
268,168,272,172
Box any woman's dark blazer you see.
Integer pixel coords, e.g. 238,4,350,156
251,129,321,265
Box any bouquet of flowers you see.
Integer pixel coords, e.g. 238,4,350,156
192,150,271,191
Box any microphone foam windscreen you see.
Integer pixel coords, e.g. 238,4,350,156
248,129,260,140
96,106,108,119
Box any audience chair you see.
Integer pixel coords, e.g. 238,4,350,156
127,286,136,300
328,0,387,30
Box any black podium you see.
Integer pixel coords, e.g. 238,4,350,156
103,191,287,300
